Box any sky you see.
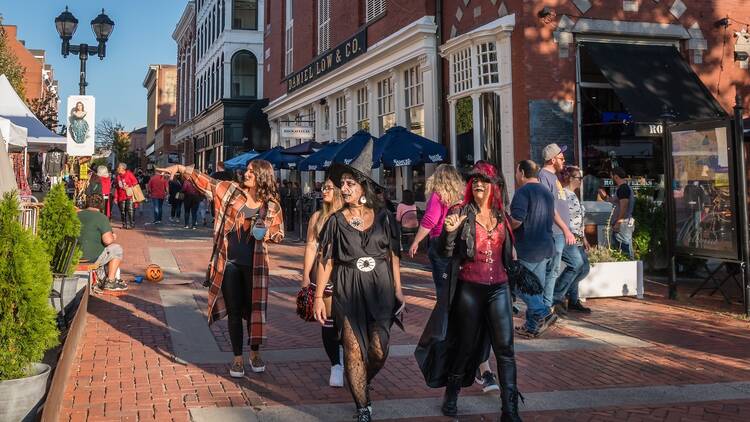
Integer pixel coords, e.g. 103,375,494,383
1,0,185,131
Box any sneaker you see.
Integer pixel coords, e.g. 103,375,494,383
553,303,568,318
102,279,120,291
475,370,500,393
113,279,129,291
535,312,559,337
192,226,197,230
229,360,245,378
184,225,189,229
568,300,592,313
329,364,344,387
514,325,539,338
249,355,266,373
91,283,104,295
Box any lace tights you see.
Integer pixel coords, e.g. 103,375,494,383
340,319,389,408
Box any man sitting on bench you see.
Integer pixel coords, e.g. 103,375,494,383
78,194,128,293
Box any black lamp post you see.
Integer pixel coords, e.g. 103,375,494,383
55,7,114,95
660,105,678,300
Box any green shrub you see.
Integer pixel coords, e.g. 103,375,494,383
587,245,631,264
38,182,81,275
0,192,59,380
632,191,665,264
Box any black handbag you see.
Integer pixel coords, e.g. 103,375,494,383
506,260,544,295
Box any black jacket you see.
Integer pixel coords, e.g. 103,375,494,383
414,203,514,388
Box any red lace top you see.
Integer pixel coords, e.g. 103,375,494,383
458,222,508,285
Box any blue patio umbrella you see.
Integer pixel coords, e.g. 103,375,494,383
251,146,303,170
297,142,345,171
223,150,259,170
332,130,383,168
379,126,447,167
283,140,327,155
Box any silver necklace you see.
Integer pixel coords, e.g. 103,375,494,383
348,208,365,228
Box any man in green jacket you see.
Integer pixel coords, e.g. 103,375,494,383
78,194,128,293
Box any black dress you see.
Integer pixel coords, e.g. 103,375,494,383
318,208,401,359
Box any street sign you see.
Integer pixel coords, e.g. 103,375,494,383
281,126,314,139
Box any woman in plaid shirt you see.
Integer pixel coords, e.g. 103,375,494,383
158,161,284,378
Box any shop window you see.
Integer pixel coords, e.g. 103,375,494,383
377,77,395,133
412,165,426,202
336,95,347,139
231,50,258,98
365,0,386,23
476,42,499,86
383,168,397,201
318,0,330,54
404,65,424,136
455,96,474,174
233,0,258,30
452,47,472,94
480,92,502,172
356,87,369,131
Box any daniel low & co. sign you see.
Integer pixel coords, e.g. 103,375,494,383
286,29,367,93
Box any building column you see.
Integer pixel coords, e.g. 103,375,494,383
313,102,323,142
366,79,382,185
448,99,457,166
497,85,515,192
345,88,356,137
419,54,438,179
270,120,280,149
471,92,482,165
392,68,406,127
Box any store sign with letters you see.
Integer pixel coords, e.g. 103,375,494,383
281,126,315,139
286,29,367,93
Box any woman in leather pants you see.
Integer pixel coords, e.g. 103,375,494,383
439,161,522,421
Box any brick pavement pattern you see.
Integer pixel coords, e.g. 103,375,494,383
60,212,750,421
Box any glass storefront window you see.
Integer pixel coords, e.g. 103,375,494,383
404,65,424,135
672,125,736,254
383,168,397,201
412,165,426,202
377,77,395,134
455,96,474,174
476,42,499,86
407,106,424,136
356,87,369,131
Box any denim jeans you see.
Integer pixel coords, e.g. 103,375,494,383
516,258,551,332
553,244,590,304
612,223,634,259
543,233,566,307
151,198,164,222
428,237,451,305
184,202,199,227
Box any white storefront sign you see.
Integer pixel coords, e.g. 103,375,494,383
281,126,314,139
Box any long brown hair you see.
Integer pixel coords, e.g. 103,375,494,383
248,160,280,203
314,179,344,234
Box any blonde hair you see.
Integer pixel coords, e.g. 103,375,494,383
314,180,344,234
425,164,464,206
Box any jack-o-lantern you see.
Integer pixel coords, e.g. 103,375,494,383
145,264,164,282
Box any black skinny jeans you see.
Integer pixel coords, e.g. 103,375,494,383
221,262,260,356
449,281,517,389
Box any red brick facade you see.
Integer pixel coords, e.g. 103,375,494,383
1,25,45,102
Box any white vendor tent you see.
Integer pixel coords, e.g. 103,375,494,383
0,74,65,152
0,136,19,196
0,116,28,150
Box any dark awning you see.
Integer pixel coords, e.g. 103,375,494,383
581,43,728,122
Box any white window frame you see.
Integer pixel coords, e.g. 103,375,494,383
317,0,331,54
452,47,473,94
476,41,499,86
336,95,347,139
377,77,395,132
285,0,294,76
356,86,369,130
404,65,424,135
365,0,386,23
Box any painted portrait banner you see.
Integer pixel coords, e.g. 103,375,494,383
66,95,96,156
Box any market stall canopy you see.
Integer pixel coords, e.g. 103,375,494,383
0,74,65,152
224,150,260,170
0,136,19,195
581,43,728,122
297,142,345,171
0,116,28,149
333,130,384,168
283,140,327,155
250,146,302,170
378,126,446,167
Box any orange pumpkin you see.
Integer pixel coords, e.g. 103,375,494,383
145,264,164,282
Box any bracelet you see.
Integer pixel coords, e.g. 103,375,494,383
314,295,324,299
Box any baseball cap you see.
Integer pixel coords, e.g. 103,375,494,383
542,143,567,161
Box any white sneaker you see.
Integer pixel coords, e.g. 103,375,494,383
329,364,344,387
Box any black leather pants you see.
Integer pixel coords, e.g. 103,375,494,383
449,281,517,396
118,199,134,227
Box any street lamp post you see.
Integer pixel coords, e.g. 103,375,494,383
55,7,114,95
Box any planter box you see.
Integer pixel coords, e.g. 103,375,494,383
578,260,644,299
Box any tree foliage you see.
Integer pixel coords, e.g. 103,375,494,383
38,183,81,275
0,26,26,100
0,192,59,380
96,119,131,164
28,87,59,131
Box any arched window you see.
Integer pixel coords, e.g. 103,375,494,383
231,50,257,98
233,0,258,30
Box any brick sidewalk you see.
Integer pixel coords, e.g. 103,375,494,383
59,211,750,421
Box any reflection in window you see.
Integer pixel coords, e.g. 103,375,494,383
455,96,474,173
336,96,347,140
233,0,258,30
231,51,257,98
377,77,395,133
404,65,424,136
356,87,369,131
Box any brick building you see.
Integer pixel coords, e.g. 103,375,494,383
127,126,148,171
1,25,58,104
143,65,177,167
263,0,750,198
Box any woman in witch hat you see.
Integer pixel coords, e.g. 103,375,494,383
313,139,405,422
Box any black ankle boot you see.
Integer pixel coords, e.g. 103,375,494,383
355,406,371,422
500,387,523,422
441,374,463,417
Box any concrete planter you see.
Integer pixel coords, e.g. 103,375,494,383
578,260,644,299
0,363,51,422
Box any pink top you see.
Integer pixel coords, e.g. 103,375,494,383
458,222,508,285
421,192,449,238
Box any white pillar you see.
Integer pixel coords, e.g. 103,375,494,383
345,88,356,136
392,68,406,127
366,79,379,137
449,99,457,166
270,120,280,148
420,54,437,141
471,92,482,164
313,102,323,142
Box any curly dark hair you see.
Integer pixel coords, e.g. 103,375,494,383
248,160,280,203
344,171,383,210
86,193,105,210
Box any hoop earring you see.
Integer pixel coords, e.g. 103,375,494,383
359,196,367,205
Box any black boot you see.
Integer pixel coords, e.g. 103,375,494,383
355,407,371,422
441,374,462,417
500,387,523,422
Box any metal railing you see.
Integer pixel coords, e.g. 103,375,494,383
19,197,43,234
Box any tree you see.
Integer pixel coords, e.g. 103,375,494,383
96,118,132,163
28,87,59,131
37,183,81,275
0,25,26,99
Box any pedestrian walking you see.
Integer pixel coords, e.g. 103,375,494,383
552,166,592,315
147,171,169,224
312,140,405,422
181,178,201,229
301,178,345,387
416,161,522,421
114,163,138,229
168,173,183,222
510,160,557,337
610,167,635,258
156,160,284,378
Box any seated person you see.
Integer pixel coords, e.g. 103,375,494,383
78,194,128,292
396,189,419,229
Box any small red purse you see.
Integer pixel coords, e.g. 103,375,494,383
296,285,316,321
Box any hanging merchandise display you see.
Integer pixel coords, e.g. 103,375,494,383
45,148,65,176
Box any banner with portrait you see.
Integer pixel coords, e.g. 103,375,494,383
66,95,96,156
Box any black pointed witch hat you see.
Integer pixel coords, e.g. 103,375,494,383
328,138,382,190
